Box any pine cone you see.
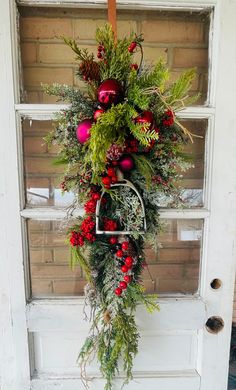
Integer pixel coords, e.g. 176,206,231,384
126,240,138,258
79,60,100,81
106,144,124,161
103,309,111,324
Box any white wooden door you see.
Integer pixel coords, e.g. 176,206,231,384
1,1,236,389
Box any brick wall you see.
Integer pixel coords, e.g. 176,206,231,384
19,7,209,297
19,7,209,103
28,219,201,297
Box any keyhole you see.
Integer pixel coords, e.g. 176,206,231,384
206,316,224,334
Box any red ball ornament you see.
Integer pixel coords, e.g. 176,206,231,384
116,250,124,258
119,155,134,172
121,241,129,251
102,176,111,188
115,287,122,296
98,44,104,52
109,236,118,245
97,79,123,108
135,111,154,131
124,275,132,283
121,265,129,273
94,109,105,122
125,256,133,268
76,119,93,144
119,281,127,290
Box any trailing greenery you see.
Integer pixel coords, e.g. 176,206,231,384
95,24,142,83
44,24,197,389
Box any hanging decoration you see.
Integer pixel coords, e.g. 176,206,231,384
44,24,197,390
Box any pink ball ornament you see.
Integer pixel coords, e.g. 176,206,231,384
119,155,134,172
97,79,123,108
76,119,93,144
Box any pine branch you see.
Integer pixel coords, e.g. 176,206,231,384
86,103,128,180
132,154,155,189
63,37,95,62
139,59,169,91
166,68,197,106
70,246,92,282
96,24,135,82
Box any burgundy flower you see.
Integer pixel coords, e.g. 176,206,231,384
81,216,96,234
70,231,84,247
84,199,97,214
103,218,118,231
162,110,174,126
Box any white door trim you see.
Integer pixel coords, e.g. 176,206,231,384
16,0,217,9
197,1,236,387
0,1,30,389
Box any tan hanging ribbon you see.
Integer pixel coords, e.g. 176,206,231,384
108,0,117,41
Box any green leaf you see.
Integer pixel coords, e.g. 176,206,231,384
133,154,155,189
70,246,92,281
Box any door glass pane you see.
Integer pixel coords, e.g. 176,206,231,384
28,220,85,296
23,118,74,206
19,7,209,104
28,219,203,297
144,219,202,294
157,119,207,208
180,120,206,207
23,118,207,208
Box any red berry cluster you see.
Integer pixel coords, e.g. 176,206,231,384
79,172,92,186
102,166,118,189
162,109,174,127
125,138,139,153
84,199,96,214
60,181,67,192
84,190,101,214
151,175,169,187
97,43,105,60
109,238,133,296
81,216,96,242
70,231,84,247
130,63,138,71
128,41,140,71
69,215,96,248
103,218,118,231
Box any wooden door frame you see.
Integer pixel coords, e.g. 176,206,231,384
1,1,236,389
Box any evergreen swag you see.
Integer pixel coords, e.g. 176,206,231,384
44,25,198,390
